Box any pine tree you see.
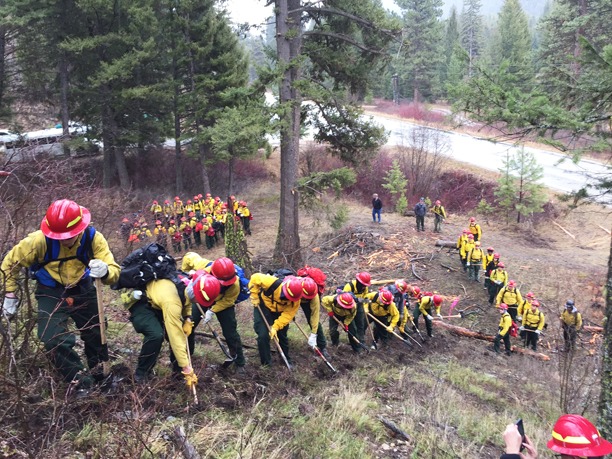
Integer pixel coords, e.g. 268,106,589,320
461,0,483,77
490,0,533,87
382,159,409,214
494,146,545,223
440,6,463,96
395,0,444,101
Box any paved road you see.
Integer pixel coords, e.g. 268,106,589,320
369,114,610,201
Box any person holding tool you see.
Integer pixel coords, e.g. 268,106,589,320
0,199,120,393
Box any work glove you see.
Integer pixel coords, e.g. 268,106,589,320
182,318,194,336
327,311,335,317
188,270,196,277
386,326,394,333
203,309,214,324
517,316,522,322
437,313,443,319
2,296,19,320
398,325,405,334
495,281,502,285
88,259,108,278
466,262,470,266
343,324,349,332
182,368,198,388
269,327,278,340
426,314,433,321
519,326,525,331
495,333,502,340
308,333,317,348
535,330,541,335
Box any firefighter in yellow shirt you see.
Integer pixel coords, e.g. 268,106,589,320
460,233,475,273
488,260,506,305
467,241,485,282
560,299,582,351
493,303,512,356
249,273,303,366
321,292,360,353
150,200,162,221
520,300,545,351
468,216,481,242
496,280,523,321
364,288,400,347
414,294,443,338
431,200,447,233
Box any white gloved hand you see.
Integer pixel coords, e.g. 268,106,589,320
519,326,525,331
466,263,470,266
437,313,443,319
308,333,317,348
2,296,19,319
517,316,522,322
203,309,214,324
89,259,108,278
426,314,433,321
133,290,142,300
535,330,541,335
188,270,196,277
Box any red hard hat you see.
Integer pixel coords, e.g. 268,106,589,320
187,200,192,204
155,220,162,225
526,291,535,298
412,286,421,296
508,280,516,287
174,196,180,201
356,272,371,286
282,277,303,302
41,199,91,240
379,289,393,305
192,273,221,307
133,222,140,228
487,246,494,252
462,229,469,235
301,277,318,300
122,218,129,223
467,234,474,239
470,217,476,222
547,414,612,457
198,194,203,198
164,200,170,204
206,193,212,197
188,212,195,217
493,253,500,259
193,196,198,200
499,303,508,310
337,292,355,309
433,294,443,306
169,219,175,225
210,257,237,286
435,200,441,205
395,280,408,294
152,200,158,205
180,217,186,221
497,262,505,268
531,300,540,307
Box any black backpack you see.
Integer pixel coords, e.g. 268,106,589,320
112,243,186,301
261,268,295,298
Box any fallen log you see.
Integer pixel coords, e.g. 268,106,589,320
441,263,457,272
583,325,604,333
435,240,457,248
432,321,550,361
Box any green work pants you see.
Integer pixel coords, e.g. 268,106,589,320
300,302,327,350
36,282,106,383
129,300,166,378
253,305,289,366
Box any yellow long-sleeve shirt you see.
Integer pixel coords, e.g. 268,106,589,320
469,223,481,240
467,247,484,264
522,307,545,330
460,241,474,259
561,309,582,329
0,229,120,293
364,292,399,328
343,280,369,299
419,296,441,316
321,294,356,326
496,287,523,307
498,312,512,336
249,273,299,331
489,268,508,287
146,279,192,368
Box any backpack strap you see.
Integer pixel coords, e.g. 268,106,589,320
263,278,283,298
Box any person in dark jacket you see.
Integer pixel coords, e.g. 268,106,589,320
372,193,383,223
414,197,427,232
